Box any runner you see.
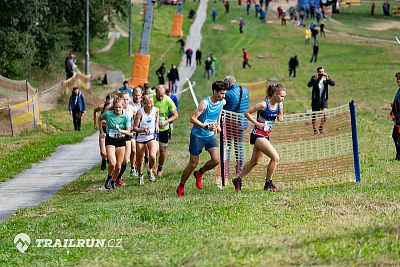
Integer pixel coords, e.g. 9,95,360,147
176,81,227,197
93,94,114,170
232,83,286,192
100,97,131,190
130,87,143,176
133,95,159,185
115,92,138,186
153,84,178,177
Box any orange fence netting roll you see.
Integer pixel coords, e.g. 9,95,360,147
131,54,151,87
170,14,183,37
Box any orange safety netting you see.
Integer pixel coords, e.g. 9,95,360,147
130,54,151,87
217,105,355,186
170,14,184,37
63,71,91,94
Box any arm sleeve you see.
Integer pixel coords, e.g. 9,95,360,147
307,77,315,87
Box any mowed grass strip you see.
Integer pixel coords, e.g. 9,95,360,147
1,2,400,266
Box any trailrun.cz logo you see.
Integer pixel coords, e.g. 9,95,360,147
14,233,123,253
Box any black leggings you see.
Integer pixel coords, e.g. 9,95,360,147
393,126,400,157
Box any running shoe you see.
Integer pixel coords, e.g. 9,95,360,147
193,170,203,190
130,167,138,177
149,172,156,182
232,177,242,192
110,180,117,189
264,180,281,192
176,184,185,197
104,178,112,190
396,155,400,161
139,174,144,186
116,178,126,187
101,159,107,170
157,170,163,177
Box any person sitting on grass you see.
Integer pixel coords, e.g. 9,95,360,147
176,81,227,197
232,83,286,192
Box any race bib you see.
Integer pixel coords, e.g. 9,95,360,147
204,119,215,126
263,120,274,132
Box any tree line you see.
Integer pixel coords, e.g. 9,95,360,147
0,0,127,79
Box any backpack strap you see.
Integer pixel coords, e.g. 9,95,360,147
236,86,243,111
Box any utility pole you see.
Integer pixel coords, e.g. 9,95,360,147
129,0,133,56
85,0,90,74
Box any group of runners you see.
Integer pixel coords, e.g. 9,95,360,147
93,76,286,197
93,84,178,189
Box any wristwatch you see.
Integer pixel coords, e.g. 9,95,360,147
204,125,209,130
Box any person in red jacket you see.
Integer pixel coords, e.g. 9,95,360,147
242,48,251,69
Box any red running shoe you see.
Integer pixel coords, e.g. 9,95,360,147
176,184,185,197
232,177,242,192
193,170,203,190
264,180,280,192
116,178,126,187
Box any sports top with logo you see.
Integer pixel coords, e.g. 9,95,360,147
191,97,224,138
153,95,176,132
101,110,131,138
136,107,157,143
252,98,280,138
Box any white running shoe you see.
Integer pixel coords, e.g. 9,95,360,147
130,167,138,177
139,174,144,186
149,172,156,182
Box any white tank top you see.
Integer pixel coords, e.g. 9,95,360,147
136,107,157,143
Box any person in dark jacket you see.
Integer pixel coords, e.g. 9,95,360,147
307,66,335,134
167,64,180,93
69,86,87,131
156,63,166,85
223,75,250,175
310,43,319,63
288,55,299,77
391,72,400,160
196,49,202,66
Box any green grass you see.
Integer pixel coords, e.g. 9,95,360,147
1,2,400,266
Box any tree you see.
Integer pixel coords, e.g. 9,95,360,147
0,0,126,78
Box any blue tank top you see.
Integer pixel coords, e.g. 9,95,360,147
191,97,224,137
252,98,280,138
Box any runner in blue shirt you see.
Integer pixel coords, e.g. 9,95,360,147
177,81,227,197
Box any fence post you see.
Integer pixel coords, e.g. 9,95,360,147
220,115,225,187
26,80,29,101
349,100,361,183
32,96,36,129
8,107,14,137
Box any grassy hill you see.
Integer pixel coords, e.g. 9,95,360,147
1,1,400,266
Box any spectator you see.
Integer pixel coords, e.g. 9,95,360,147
212,7,217,22
246,0,251,15
307,66,335,135
371,2,376,16
210,53,217,76
223,75,249,175
310,43,319,63
196,49,202,65
69,86,86,131
188,8,196,20
185,48,193,66
118,81,133,98
242,48,251,69
319,22,326,38
225,0,230,13
281,8,287,26
305,26,312,45
204,57,212,79
167,64,180,93
239,18,245,33
156,63,166,85
177,38,185,53
288,55,299,78
391,72,400,161
65,53,76,79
